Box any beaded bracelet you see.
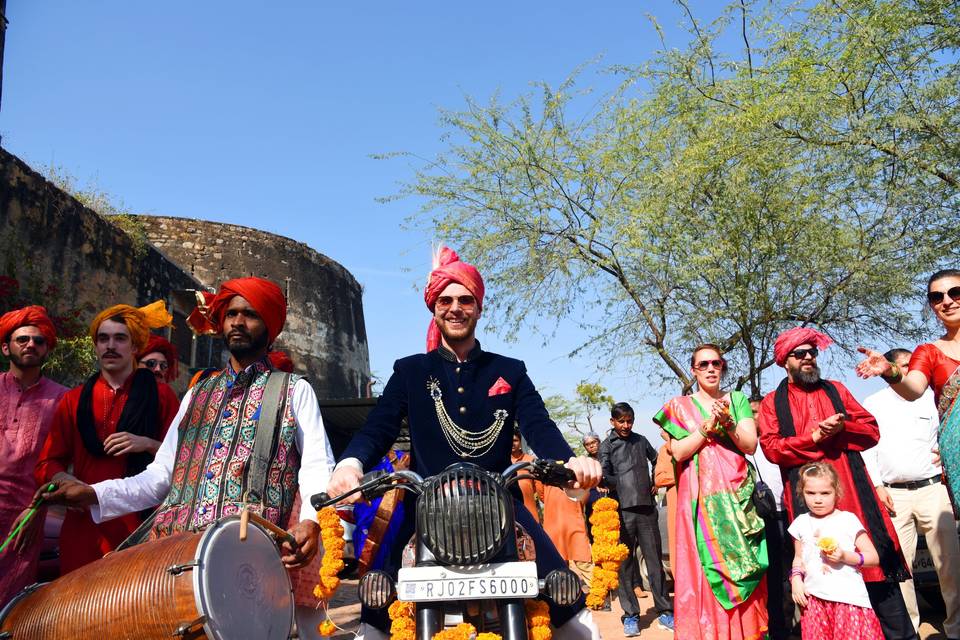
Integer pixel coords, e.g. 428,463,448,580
788,568,805,579
856,551,865,568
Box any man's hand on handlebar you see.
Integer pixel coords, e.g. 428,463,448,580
326,465,364,504
566,455,602,490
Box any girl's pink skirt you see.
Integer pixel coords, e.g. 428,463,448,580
800,595,883,640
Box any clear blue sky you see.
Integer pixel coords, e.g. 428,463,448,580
1,1,898,443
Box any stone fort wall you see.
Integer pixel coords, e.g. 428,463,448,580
133,215,371,399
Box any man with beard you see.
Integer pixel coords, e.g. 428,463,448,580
32,301,180,574
0,306,67,606
326,246,602,640
757,327,916,640
40,278,334,637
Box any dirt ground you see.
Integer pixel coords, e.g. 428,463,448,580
323,580,949,639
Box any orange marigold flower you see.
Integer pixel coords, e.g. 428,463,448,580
476,633,502,640
389,599,415,619
318,619,337,636
593,497,619,511
530,625,553,640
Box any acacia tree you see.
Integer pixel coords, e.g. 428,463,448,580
396,0,959,396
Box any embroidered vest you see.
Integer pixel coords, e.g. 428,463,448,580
149,361,301,539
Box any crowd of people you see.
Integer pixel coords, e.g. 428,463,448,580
0,254,958,640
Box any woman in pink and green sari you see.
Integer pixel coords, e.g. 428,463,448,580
654,343,769,640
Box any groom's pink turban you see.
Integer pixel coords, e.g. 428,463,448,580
424,246,485,352
774,327,833,366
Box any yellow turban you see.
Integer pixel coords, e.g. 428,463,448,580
88,300,173,352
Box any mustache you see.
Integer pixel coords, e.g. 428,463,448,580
227,330,251,340
101,350,120,358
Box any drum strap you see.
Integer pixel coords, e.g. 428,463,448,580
245,372,291,507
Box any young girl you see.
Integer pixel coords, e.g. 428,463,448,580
787,462,883,640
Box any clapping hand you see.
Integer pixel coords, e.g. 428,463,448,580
818,413,845,439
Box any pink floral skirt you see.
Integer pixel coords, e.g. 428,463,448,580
800,595,883,640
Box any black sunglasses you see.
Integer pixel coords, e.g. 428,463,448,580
142,359,169,371
788,347,819,360
13,335,47,346
693,359,725,371
927,286,960,306
435,295,477,309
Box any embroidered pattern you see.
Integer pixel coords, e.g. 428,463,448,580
426,376,507,458
150,361,300,538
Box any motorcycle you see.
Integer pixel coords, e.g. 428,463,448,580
311,458,584,640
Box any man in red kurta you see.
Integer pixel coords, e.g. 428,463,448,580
758,327,917,640
0,306,68,606
33,301,179,574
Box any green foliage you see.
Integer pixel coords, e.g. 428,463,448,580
395,0,960,396
41,336,97,387
42,165,149,259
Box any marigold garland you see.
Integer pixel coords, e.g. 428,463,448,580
525,598,552,640
313,506,346,601
317,619,337,636
388,599,416,640
586,497,629,610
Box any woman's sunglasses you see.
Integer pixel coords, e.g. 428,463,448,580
927,286,960,306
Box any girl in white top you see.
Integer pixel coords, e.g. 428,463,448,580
788,462,883,640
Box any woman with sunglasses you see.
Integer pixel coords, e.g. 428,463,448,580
654,344,768,640
856,268,960,509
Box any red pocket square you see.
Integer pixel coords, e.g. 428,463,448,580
488,377,512,396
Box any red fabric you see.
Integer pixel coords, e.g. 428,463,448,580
757,380,905,583
187,277,287,344
773,327,833,366
268,350,294,373
423,246,485,352
34,376,179,574
0,305,58,349
488,376,511,396
800,595,883,640
909,343,960,406
138,334,179,382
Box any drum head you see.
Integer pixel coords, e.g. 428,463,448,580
194,517,294,640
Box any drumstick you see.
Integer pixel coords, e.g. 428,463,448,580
239,508,299,551
0,484,56,554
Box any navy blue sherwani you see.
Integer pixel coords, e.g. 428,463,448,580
340,343,583,629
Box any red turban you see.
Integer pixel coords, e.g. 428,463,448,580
89,300,172,353
423,246,485,352
187,277,287,344
0,305,58,349
138,334,179,382
268,350,294,373
774,327,833,367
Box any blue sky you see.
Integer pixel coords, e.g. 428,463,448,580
1,1,901,443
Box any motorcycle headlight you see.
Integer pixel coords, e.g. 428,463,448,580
417,463,510,565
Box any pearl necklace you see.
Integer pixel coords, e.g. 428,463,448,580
427,377,507,458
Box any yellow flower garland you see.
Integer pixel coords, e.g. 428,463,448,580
526,599,552,640
389,599,416,640
313,506,346,636
585,497,629,610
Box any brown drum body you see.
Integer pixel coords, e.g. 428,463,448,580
0,517,294,640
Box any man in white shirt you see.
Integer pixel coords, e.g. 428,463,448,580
863,348,960,640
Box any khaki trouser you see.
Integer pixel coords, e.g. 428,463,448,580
887,481,960,638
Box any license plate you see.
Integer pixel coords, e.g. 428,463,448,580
397,561,539,602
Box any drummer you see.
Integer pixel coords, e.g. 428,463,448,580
39,278,335,634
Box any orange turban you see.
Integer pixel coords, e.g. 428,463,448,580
138,334,179,382
187,277,287,344
89,300,173,353
423,246,485,352
0,305,58,349
773,327,833,366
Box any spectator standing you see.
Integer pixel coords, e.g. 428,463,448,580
862,348,960,640
758,327,916,640
600,402,673,636
655,344,767,640
0,307,67,606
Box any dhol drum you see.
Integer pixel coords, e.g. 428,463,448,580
0,516,294,640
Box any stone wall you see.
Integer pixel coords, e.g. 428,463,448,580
0,147,218,390
134,216,371,399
